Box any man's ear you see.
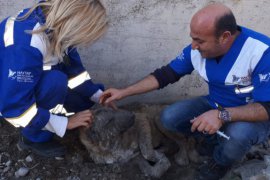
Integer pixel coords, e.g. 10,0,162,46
220,31,231,44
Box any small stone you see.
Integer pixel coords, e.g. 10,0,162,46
55,156,64,161
14,167,29,177
25,155,33,163
71,154,83,164
5,160,11,167
7,172,13,177
45,171,52,176
264,167,270,176
264,155,270,166
66,176,80,180
3,166,10,173
16,144,24,151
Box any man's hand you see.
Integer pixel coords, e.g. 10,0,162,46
100,88,126,106
190,110,223,134
67,110,94,130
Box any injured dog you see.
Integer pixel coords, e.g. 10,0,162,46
79,105,202,178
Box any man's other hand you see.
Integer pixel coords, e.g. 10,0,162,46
100,88,126,108
190,110,223,134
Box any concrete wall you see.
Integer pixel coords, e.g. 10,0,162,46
1,0,270,104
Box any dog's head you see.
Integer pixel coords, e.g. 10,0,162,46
80,107,138,164
92,107,135,137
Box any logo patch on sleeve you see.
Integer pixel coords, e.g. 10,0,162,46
176,52,185,61
8,69,34,83
259,73,270,82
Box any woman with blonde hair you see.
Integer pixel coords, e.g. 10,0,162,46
0,0,108,157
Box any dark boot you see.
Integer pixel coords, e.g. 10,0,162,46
196,158,230,180
17,136,66,158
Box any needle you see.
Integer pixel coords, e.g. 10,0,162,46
217,130,230,140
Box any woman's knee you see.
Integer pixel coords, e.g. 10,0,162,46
35,70,68,108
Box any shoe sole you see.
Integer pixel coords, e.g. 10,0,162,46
17,141,65,159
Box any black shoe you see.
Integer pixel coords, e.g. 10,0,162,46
196,159,230,180
17,136,66,158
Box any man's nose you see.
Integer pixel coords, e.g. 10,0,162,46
191,41,199,50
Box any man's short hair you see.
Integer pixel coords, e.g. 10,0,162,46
215,11,237,37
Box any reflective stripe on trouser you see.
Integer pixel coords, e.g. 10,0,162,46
5,103,38,128
21,70,94,142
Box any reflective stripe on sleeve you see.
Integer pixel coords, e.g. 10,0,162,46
4,17,15,47
68,71,91,89
4,10,22,47
5,103,38,128
43,65,52,71
50,104,75,116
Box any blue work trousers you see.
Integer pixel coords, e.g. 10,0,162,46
21,70,94,142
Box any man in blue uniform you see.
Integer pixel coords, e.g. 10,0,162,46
101,3,270,180
0,0,108,158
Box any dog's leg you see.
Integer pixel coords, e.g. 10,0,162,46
135,113,171,178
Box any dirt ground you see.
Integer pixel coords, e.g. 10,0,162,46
0,104,245,180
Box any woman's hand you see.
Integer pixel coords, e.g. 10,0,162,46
67,110,94,130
